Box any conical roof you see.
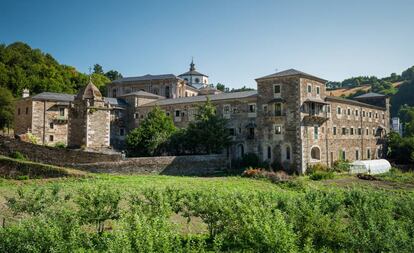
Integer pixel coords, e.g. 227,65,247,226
76,80,102,100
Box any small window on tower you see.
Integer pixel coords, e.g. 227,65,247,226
195,78,200,83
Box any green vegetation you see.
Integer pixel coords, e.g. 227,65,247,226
0,155,86,179
0,174,414,252
0,87,14,131
126,106,176,156
127,99,231,156
0,42,122,103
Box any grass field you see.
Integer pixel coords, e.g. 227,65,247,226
1,169,414,252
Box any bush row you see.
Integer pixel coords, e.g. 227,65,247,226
1,184,414,252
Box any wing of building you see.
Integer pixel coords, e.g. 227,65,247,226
14,67,390,173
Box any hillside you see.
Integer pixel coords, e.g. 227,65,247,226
328,81,403,97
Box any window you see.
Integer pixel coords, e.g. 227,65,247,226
49,122,54,129
337,107,341,115
341,150,346,160
18,108,20,115
119,128,125,136
175,110,180,117
375,113,378,118
311,147,321,160
224,105,230,114
347,108,351,115
165,86,170,98
307,84,312,93
363,111,366,117
369,112,372,118
185,92,188,97
358,128,362,135
342,127,347,135
366,128,369,135
275,103,282,116
112,89,117,97
25,107,28,114
195,78,200,83
314,126,318,139
286,146,291,160
229,128,236,136
275,125,282,134
249,104,256,113
367,148,371,159
263,105,268,113
49,135,54,142
327,105,331,113
59,108,65,116
249,128,255,138
333,126,337,135
356,149,359,160
316,86,320,95
134,113,139,119
274,84,281,94
350,127,354,135
355,110,359,116
267,146,272,160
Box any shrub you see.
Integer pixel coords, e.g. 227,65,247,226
54,141,66,148
332,160,350,172
10,151,26,160
309,171,335,181
306,163,330,175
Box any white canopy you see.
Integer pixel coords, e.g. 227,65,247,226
350,159,391,175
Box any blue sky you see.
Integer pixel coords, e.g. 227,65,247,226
1,0,413,89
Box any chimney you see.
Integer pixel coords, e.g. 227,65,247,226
22,88,30,98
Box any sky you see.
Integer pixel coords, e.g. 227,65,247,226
1,0,413,89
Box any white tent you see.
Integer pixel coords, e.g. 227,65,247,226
349,159,391,175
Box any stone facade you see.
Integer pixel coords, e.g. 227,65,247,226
13,68,390,174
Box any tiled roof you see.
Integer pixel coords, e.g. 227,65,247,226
142,90,257,107
256,68,327,82
354,92,386,99
111,74,180,84
31,92,127,106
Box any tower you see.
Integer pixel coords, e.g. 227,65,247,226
178,59,209,89
68,79,111,149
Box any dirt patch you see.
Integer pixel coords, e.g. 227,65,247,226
322,176,414,190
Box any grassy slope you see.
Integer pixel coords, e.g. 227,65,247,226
328,81,402,97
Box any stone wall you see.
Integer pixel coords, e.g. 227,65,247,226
0,136,121,166
73,154,228,176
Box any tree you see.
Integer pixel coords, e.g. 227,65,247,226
216,83,226,92
105,70,123,81
126,106,176,157
0,87,14,131
185,98,231,154
230,86,255,92
402,66,414,81
93,64,104,75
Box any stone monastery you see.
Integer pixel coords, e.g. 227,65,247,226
14,61,390,173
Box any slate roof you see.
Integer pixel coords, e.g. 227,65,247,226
325,96,386,110
178,70,208,77
32,92,75,102
142,90,257,107
354,92,386,99
120,91,165,99
31,92,127,107
111,74,180,84
256,69,327,82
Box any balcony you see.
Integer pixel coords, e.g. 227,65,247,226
302,99,330,124
53,115,68,123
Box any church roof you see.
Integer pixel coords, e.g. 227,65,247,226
178,59,208,77
256,68,327,83
111,74,180,84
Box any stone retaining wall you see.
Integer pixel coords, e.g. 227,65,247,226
0,136,121,166
73,155,228,176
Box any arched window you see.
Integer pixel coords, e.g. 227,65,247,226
237,144,244,158
267,146,272,160
195,78,200,83
311,146,321,160
286,146,291,160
